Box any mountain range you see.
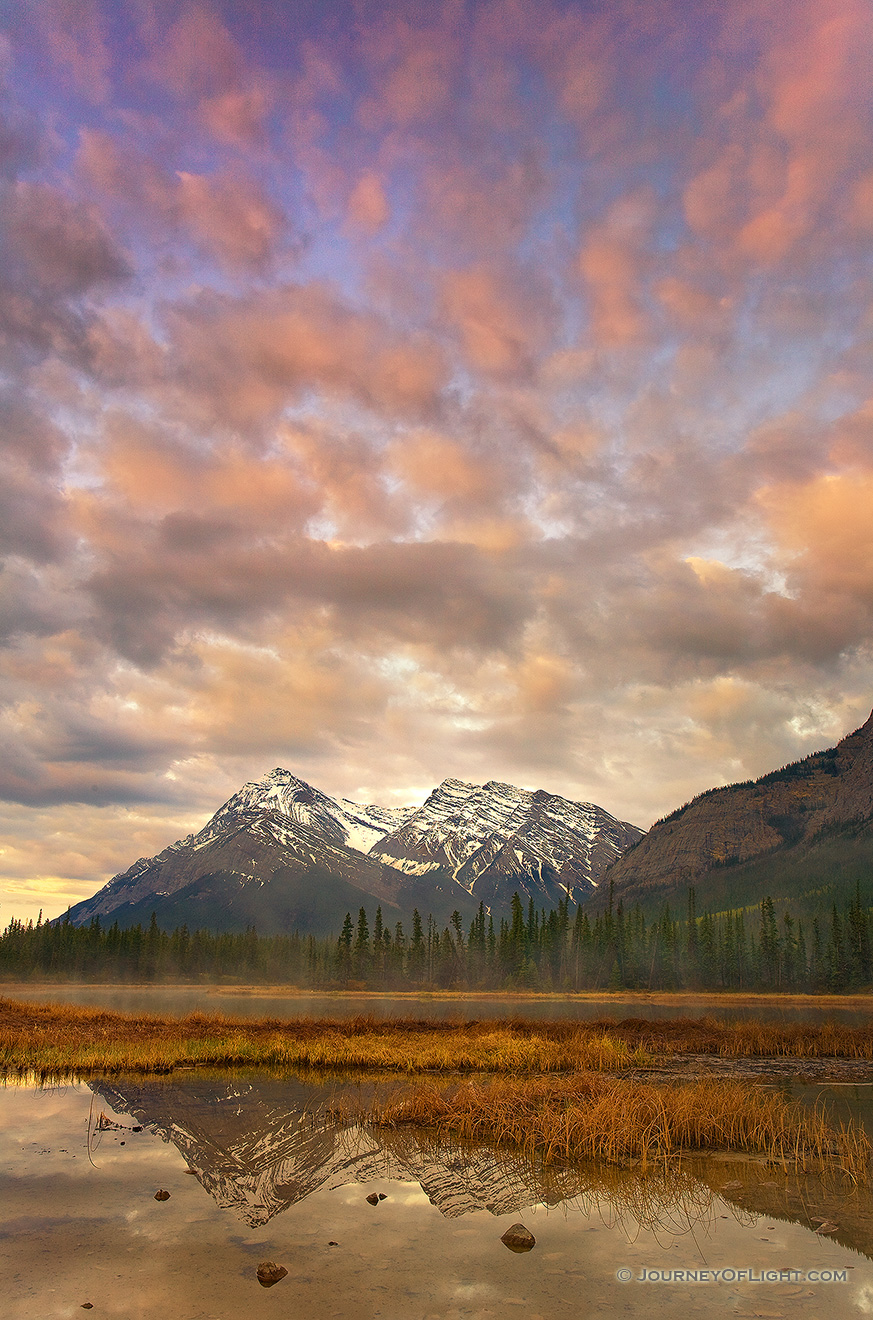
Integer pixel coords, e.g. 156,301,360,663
66,770,644,934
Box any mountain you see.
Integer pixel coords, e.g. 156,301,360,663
65,768,643,934
593,708,873,917
371,777,642,908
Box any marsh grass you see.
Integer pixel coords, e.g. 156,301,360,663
375,1120,725,1234
5,997,873,1080
339,1074,873,1182
0,998,651,1079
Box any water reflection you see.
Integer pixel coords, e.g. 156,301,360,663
92,1072,688,1226
4,1075,873,1320
10,981,873,1023
88,1072,873,1262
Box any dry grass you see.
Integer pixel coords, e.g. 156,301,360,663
5,997,873,1079
0,998,650,1079
5,998,871,1180
341,1073,873,1183
374,1120,724,1233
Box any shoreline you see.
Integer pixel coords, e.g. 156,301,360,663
5,982,873,1009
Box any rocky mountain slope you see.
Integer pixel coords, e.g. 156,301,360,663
64,768,643,934
593,707,873,914
371,777,642,907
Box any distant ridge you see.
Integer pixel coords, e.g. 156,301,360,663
592,708,873,915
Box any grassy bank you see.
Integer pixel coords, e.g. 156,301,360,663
336,1073,873,1182
6,997,873,1077
5,997,871,1179
0,997,648,1077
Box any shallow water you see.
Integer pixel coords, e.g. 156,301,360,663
7,983,873,1024
2,1072,872,1319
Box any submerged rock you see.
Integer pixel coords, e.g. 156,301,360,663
257,1261,288,1287
500,1223,536,1252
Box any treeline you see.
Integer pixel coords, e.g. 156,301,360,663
1,886,872,991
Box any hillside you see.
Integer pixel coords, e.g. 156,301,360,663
593,709,873,916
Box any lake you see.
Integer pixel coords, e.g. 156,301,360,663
6,983,873,1024
2,1068,872,1319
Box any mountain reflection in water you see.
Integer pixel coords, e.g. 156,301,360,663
87,1071,873,1266
90,1073,726,1233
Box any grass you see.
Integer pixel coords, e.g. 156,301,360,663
8,997,873,1077
0,998,652,1079
4,997,871,1179
336,1073,873,1182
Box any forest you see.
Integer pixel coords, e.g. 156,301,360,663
1,884,872,992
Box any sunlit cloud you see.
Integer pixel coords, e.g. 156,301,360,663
0,0,872,919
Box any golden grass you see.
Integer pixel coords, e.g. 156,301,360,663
6,997,873,1079
0,998,651,1079
374,1120,724,1232
340,1073,873,1183
4,998,870,1180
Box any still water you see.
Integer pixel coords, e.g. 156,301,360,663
7,984,873,1024
2,1070,872,1319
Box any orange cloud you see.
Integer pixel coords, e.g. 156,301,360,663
176,170,284,268
390,431,494,503
347,172,390,234
441,265,553,376
579,191,654,345
759,470,873,600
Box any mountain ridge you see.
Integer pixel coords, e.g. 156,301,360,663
593,708,873,915
65,769,644,934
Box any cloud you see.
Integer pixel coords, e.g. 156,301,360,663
36,0,113,103
2,181,129,293
1,0,873,917
579,190,656,346
78,129,287,270
160,284,448,428
347,171,390,234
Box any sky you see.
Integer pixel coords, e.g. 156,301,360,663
1,0,873,925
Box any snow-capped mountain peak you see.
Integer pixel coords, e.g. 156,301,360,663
63,768,644,933
207,768,415,853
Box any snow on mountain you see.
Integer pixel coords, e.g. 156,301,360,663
371,777,643,903
64,768,644,931
205,768,415,852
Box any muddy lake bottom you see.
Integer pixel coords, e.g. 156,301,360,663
4,1067,873,1320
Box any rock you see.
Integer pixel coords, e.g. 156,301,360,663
81,1306,93,1311
378,1193,387,1200
154,1189,170,1201
501,1223,536,1252
256,1261,288,1288
366,1192,379,1205
328,1241,338,1247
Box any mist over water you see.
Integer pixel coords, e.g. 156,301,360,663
7,984,873,1025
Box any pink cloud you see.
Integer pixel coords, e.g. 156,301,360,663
579,190,655,346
